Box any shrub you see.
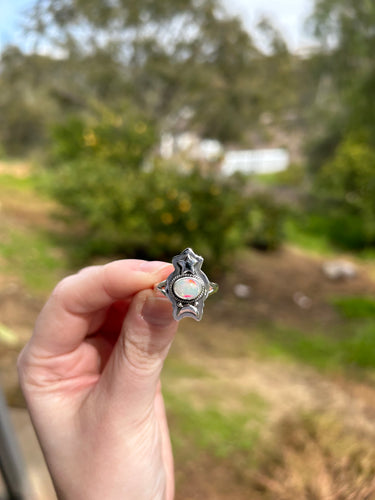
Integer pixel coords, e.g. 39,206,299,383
48,115,286,265
315,136,375,249
50,159,285,264
246,193,286,250
51,111,156,168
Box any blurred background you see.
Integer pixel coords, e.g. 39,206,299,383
1,0,375,498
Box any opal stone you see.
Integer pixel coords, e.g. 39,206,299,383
173,277,202,300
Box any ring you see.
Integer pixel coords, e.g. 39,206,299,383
155,248,218,321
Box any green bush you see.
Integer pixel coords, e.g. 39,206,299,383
50,159,285,264
246,194,286,250
51,112,156,167
315,136,375,249
288,207,370,251
47,115,286,264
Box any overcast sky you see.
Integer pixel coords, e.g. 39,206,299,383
0,0,315,53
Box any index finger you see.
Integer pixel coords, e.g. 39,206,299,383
30,260,172,356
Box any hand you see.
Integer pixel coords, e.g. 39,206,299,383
17,260,178,500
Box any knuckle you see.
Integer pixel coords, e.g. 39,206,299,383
77,265,101,275
51,275,75,300
50,274,79,312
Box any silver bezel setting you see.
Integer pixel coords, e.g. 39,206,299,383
155,248,218,321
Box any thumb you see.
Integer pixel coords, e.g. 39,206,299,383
95,288,178,420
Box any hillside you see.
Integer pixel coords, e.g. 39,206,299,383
1,165,375,499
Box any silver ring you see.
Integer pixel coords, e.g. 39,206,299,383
155,248,218,321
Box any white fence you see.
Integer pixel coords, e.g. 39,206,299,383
221,149,290,175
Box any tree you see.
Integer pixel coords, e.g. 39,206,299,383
307,0,375,169
0,47,57,154
0,0,302,155
19,0,267,144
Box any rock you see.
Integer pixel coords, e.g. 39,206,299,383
233,284,252,299
293,291,313,309
322,260,357,280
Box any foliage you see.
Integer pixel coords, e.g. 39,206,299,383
0,47,60,155
0,0,304,156
15,0,265,143
289,134,375,252
246,193,286,251
315,136,375,248
44,108,286,264
308,0,375,169
51,111,156,167
287,207,371,252
49,158,285,264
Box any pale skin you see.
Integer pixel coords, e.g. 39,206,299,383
17,260,178,500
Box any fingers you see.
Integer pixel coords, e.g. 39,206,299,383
95,288,178,419
30,260,173,356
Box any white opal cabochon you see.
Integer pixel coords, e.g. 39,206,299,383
173,277,203,300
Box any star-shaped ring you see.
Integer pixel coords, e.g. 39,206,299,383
155,248,218,321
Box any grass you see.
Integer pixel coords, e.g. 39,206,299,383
284,217,336,256
165,389,268,459
253,326,341,371
163,358,213,379
331,295,375,319
253,164,305,187
285,209,375,262
0,228,65,293
162,355,268,461
252,322,375,374
0,172,40,191
0,171,69,294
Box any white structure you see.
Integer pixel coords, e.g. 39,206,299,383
221,149,290,176
198,139,223,161
160,133,223,162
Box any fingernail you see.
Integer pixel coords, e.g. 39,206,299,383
142,295,174,327
139,261,172,274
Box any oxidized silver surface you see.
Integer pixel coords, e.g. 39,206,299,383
156,248,218,321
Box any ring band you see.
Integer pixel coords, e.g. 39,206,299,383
155,248,218,321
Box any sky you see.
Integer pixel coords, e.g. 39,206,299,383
223,0,316,52
0,0,315,53
0,0,33,50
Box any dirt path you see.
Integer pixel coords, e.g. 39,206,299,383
212,246,375,331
